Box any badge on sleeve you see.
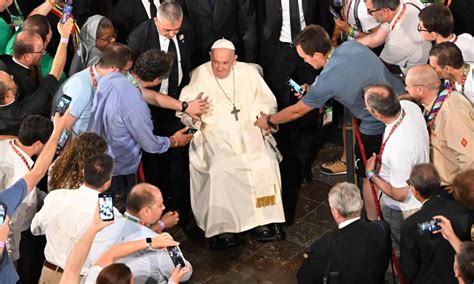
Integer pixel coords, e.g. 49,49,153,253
461,138,468,147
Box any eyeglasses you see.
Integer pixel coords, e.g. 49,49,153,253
367,7,382,15
30,48,46,54
97,32,117,43
417,23,430,33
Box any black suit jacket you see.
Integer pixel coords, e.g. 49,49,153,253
0,55,37,101
256,0,333,67
297,219,391,284
177,0,257,67
127,18,193,135
111,0,149,43
400,197,471,284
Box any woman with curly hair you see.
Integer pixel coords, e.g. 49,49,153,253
48,132,107,191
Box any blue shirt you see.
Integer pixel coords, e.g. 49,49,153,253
0,178,28,283
52,65,100,136
87,72,170,176
302,41,406,135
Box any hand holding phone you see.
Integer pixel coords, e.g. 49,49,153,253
287,78,305,95
55,94,72,116
60,2,73,24
98,193,114,221
167,245,186,268
56,129,70,153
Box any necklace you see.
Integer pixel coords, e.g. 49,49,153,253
214,68,240,121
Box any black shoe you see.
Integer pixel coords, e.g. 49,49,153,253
210,233,243,250
255,223,285,242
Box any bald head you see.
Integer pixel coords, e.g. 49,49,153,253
13,31,43,59
0,71,18,104
126,183,162,214
406,65,441,89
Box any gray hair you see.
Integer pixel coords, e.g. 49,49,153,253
364,84,401,118
371,0,400,11
157,1,183,24
328,182,363,218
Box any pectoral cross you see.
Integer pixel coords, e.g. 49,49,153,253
231,105,240,121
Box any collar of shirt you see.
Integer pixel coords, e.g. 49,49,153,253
158,33,178,52
9,139,34,169
385,107,404,128
388,4,404,27
92,64,101,81
12,57,30,70
123,212,144,225
338,217,360,229
141,0,160,18
77,184,101,193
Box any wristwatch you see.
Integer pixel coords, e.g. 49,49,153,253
146,237,153,250
181,101,188,113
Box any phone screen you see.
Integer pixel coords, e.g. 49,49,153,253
287,78,304,95
98,193,114,221
60,4,73,24
56,129,70,153
0,202,7,224
167,246,186,268
55,94,72,116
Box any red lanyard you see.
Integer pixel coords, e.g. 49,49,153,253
343,0,353,22
376,109,406,173
90,65,98,90
390,4,406,31
9,140,32,171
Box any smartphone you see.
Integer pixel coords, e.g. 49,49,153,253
55,94,72,116
167,245,186,268
98,193,114,221
329,6,342,20
56,129,70,153
60,3,73,24
417,219,441,234
187,128,198,135
287,78,305,95
0,202,7,224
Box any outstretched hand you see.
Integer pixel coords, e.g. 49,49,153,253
255,111,271,135
186,92,209,121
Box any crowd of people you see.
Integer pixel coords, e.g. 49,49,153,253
0,0,473,283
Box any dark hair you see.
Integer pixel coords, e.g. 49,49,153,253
83,153,113,188
126,184,156,214
363,84,401,117
0,80,9,104
18,115,53,146
13,31,42,58
23,15,51,42
294,25,331,56
418,4,453,37
457,242,474,283
452,169,474,209
96,263,132,284
409,163,441,199
132,49,172,82
429,42,464,69
96,17,114,38
371,0,400,11
98,43,133,69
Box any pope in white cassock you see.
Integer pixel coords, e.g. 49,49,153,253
178,39,285,249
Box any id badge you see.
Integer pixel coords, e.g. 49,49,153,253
10,14,24,30
323,105,333,126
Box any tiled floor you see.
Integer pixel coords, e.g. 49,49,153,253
169,141,347,283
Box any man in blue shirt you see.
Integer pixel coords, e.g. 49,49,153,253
88,49,193,212
256,24,406,220
0,113,67,283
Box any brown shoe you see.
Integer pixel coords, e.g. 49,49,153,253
320,159,347,176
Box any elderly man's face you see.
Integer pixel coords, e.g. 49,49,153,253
210,48,237,79
142,190,165,226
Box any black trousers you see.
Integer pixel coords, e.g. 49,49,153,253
264,42,320,224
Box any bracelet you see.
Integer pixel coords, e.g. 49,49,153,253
348,27,360,39
366,170,377,182
60,37,69,44
158,220,165,231
169,136,178,147
0,241,5,249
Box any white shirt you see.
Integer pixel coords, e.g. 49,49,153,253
452,63,474,104
343,0,379,33
85,217,192,283
158,34,183,95
83,266,175,284
380,3,431,74
30,185,120,275
279,0,306,43
379,101,429,211
338,217,361,229
451,34,474,63
0,139,42,261
141,0,161,18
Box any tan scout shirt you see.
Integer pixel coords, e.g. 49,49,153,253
430,92,474,185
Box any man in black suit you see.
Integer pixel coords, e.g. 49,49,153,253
111,0,161,43
400,163,471,284
297,182,391,284
256,0,333,223
127,1,196,230
177,0,258,67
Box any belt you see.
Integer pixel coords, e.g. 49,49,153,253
43,260,64,273
279,41,295,47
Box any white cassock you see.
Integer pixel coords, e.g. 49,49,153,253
178,61,285,238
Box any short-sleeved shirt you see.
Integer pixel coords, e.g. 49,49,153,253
451,63,474,104
343,0,379,33
452,33,474,63
302,40,406,135
0,18,13,54
52,65,100,136
0,178,28,283
379,101,429,211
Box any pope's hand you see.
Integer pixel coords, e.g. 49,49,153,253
255,112,271,134
185,92,208,121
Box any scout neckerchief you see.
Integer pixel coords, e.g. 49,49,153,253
9,140,31,171
425,89,450,133
376,109,406,173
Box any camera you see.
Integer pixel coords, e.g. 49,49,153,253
417,219,441,234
